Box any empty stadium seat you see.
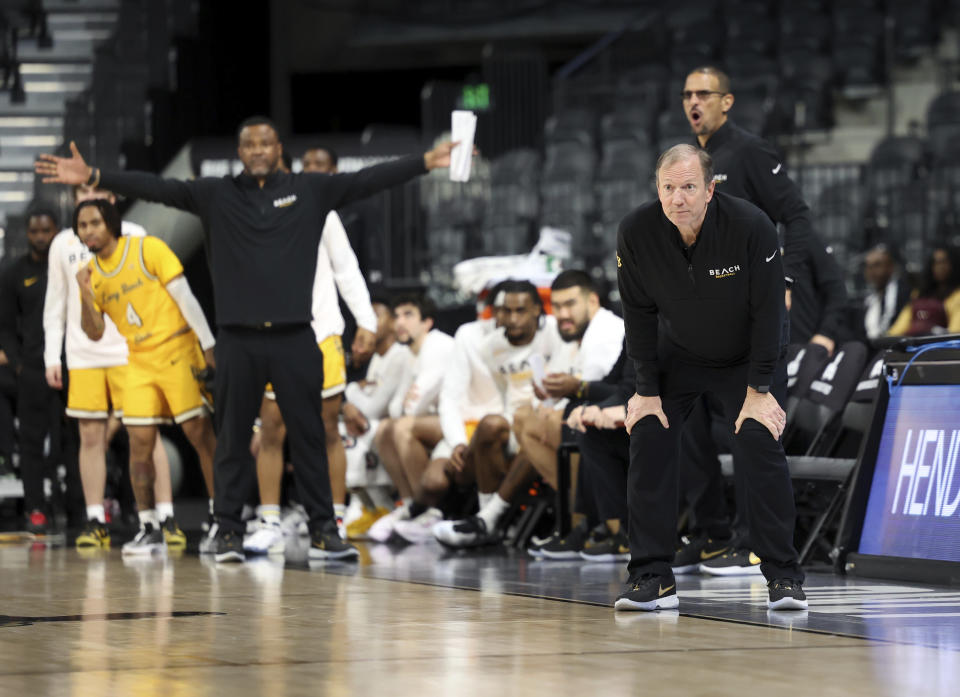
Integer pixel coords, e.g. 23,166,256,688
544,108,597,147
867,136,927,192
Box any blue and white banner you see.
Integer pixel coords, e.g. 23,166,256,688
860,385,960,562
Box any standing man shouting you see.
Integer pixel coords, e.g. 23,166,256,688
615,145,806,612
36,118,459,561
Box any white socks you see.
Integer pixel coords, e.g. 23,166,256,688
86,504,105,524
138,509,159,531
477,494,509,531
156,502,174,522
259,504,281,525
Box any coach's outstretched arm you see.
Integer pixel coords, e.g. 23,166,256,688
311,141,461,213
35,141,208,215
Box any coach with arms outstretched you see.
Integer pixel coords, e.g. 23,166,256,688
36,118,457,562
614,144,806,613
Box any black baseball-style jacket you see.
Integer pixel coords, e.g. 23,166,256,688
702,121,813,286
0,253,48,371
100,156,426,327
617,192,786,396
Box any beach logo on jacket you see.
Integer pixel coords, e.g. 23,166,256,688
709,264,740,279
273,194,297,208
712,173,727,183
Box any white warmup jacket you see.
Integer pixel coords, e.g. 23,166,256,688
43,221,146,371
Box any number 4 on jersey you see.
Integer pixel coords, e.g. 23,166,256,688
126,301,143,328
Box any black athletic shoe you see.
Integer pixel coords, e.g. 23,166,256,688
538,519,594,560
672,534,731,574
214,528,245,563
26,509,49,535
767,579,808,610
580,528,630,562
309,521,359,561
614,571,679,611
698,547,763,576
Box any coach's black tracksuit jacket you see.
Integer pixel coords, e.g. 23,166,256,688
616,192,786,396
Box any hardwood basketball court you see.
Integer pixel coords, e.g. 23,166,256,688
2,535,957,697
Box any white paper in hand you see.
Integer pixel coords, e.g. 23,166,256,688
450,110,477,182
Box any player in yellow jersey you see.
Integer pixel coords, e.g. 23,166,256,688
74,199,217,557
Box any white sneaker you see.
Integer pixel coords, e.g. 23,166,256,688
280,505,309,538
393,508,443,544
199,521,219,555
432,515,496,548
244,520,285,556
367,505,410,543
122,525,166,557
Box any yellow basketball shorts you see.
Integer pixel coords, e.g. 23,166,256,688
265,334,346,401
122,332,212,426
66,365,127,419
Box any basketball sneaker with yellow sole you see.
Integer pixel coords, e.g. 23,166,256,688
346,507,389,540
76,520,110,549
161,517,187,549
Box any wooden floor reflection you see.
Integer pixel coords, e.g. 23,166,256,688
1,542,957,697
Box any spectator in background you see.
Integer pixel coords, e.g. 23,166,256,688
862,244,911,341
0,202,64,533
888,245,960,336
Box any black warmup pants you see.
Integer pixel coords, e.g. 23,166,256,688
0,364,17,459
679,396,734,540
626,356,803,583
17,365,62,512
575,426,629,525
213,325,332,535
679,344,791,546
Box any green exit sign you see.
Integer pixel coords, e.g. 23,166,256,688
461,84,491,111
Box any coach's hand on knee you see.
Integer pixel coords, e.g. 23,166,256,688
735,388,786,441
625,394,669,435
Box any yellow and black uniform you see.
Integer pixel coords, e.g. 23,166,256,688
88,236,211,425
